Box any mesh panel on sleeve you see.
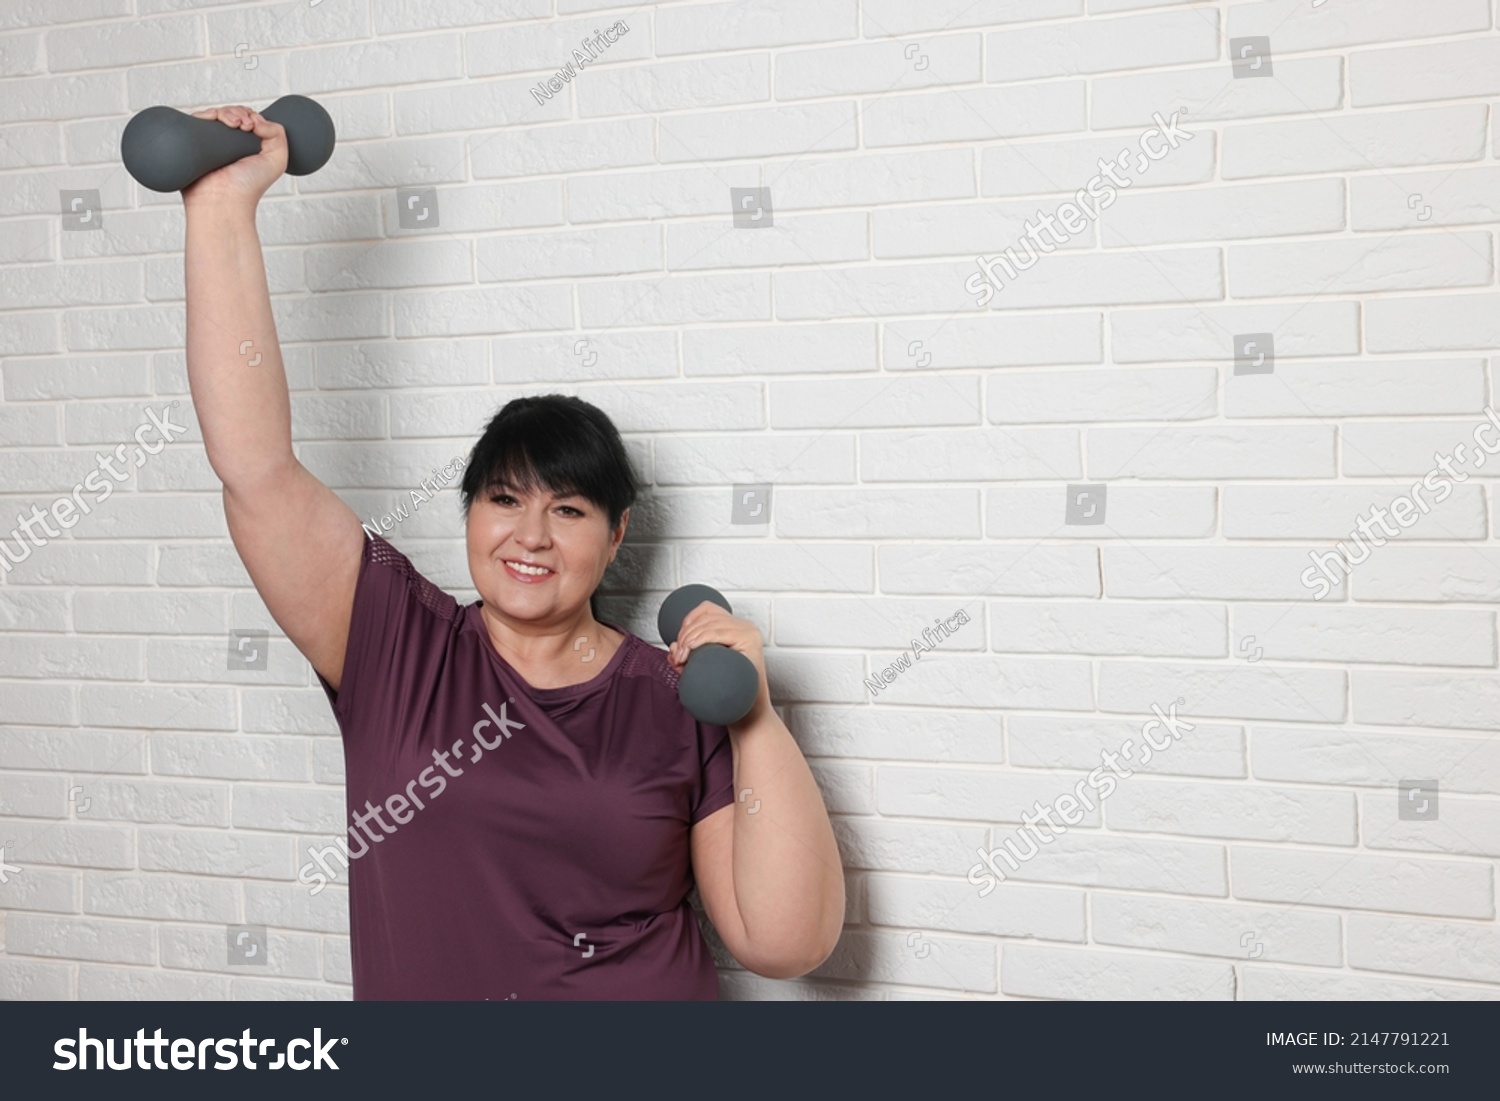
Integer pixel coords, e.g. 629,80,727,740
620,633,680,692
368,537,459,624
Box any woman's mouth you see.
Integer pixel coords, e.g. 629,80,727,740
503,559,555,583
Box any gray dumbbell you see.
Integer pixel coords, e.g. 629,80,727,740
658,584,762,726
120,94,335,193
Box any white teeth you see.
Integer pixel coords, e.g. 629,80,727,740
507,561,551,576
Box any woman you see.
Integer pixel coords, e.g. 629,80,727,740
182,105,845,999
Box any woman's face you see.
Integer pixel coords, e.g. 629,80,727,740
466,479,626,626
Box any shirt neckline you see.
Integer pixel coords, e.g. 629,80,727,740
465,602,635,702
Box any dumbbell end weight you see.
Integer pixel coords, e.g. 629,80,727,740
120,94,335,193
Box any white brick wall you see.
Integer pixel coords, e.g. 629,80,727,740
2,0,1498,1002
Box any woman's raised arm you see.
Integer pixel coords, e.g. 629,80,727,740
183,105,364,691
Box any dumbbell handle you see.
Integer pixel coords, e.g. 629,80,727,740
120,94,336,193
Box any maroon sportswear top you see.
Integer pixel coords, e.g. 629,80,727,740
313,533,736,1000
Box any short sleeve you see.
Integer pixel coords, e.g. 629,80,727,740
690,720,735,824
315,532,458,731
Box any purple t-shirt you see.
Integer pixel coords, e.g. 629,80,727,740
313,533,736,1000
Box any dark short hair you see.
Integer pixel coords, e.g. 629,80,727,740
459,395,638,613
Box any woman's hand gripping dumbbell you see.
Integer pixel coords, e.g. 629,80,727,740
659,585,766,726
120,94,335,193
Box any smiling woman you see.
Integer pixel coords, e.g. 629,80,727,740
182,101,841,1000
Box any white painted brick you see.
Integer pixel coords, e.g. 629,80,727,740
776,596,982,650
719,972,881,1000
865,655,1092,710
983,131,1215,197
669,211,867,270
662,102,857,162
231,785,344,834
1094,56,1342,129
990,9,1217,83
160,925,321,979
245,883,349,934
834,819,987,875
241,688,340,736
1223,484,1487,540
683,322,872,376
657,1,854,55
230,976,350,1000
83,872,237,923
1098,661,1347,723
777,35,982,100
1232,605,1495,667
1231,845,1493,918
1347,914,1500,984
1103,179,1343,247
680,542,873,593
1003,944,1234,999
1227,360,1487,419
579,51,772,116
6,914,155,965
878,765,1103,825
1092,892,1341,965
1253,726,1500,797
472,117,655,179
0,728,143,774
0,590,69,632
1227,0,1490,53
863,427,1082,482
1108,778,1356,844
498,330,677,382
47,14,198,72
987,486,1218,539
139,827,293,879
1353,672,1500,732
990,601,1225,658
1352,166,1500,231
1361,792,1500,859
580,272,769,328
1009,715,1246,778
0,685,79,727
991,366,1217,423
862,0,1080,35
0,959,74,1000
1344,419,1500,477
74,591,226,634
1111,302,1360,362
2,821,132,869
657,433,852,485
1222,105,1487,180
875,200,1094,260
1230,232,1492,298
1351,37,1500,108
3,354,152,400
81,685,236,731
323,934,351,984
292,34,464,97
0,636,139,680
868,873,1084,941
1367,291,1500,354
773,260,972,317
373,0,550,34
977,247,1225,310
1244,966,1500,1001
796,706,1003,763
77,967,228,1000
0,865,77,913
1353,546,1500,603
811,929,996,994
863,83,1085,147
768,149,979,212
885,315,1101,370
772,376,979,428
73,778,228,827
988,829,1226,894
1088,426,1335,480
878,544,1101,598
465,13,653,78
